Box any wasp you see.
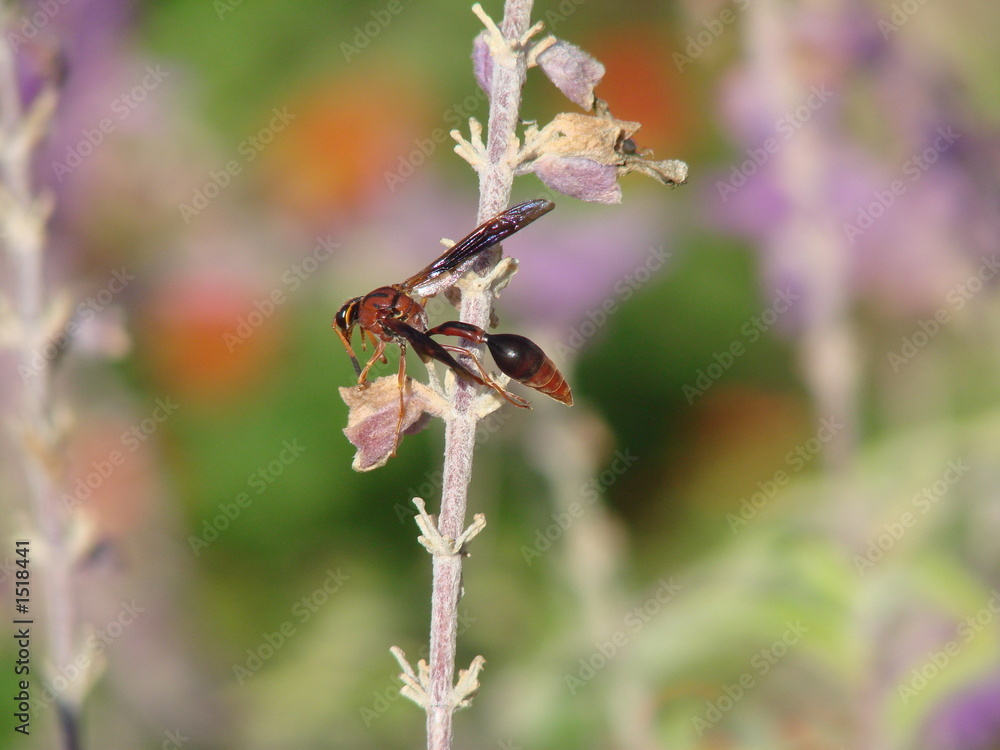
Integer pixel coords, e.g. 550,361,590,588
334,199,572,452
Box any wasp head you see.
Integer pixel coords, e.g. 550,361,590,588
333,297,363,378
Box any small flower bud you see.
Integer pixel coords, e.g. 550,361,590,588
472,31,493,98
536,40,605,111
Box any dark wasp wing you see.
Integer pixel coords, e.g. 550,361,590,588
402,199,554,295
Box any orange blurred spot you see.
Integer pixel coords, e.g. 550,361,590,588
260,69,430,222
586,26,696,153
680,386,808,508
139,276,283,402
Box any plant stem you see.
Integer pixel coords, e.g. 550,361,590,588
0,15,80,750
475,0,532,226
425,2,533,748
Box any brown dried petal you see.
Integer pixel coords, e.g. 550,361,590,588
530,112,640,165
340,376,449,472
536,40,605,111
533,155,622,204
472,30,493,98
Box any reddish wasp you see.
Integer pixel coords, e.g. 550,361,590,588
334,199,572,452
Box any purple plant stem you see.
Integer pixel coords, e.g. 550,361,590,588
425,2,533,748
0,31,80,750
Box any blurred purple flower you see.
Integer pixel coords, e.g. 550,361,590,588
696,0,1000,468
494,195,672,337
926,674,1000,750
710,1,1000,327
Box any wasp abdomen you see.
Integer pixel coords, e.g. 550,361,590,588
485,333,573,406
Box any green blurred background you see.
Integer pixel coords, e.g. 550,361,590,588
3,0,1000,748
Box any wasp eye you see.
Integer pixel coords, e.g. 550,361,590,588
336,299,359,330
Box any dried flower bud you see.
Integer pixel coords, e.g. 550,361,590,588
519,106,688,202
527,112,635,165
340,376,449,471
472,30,493,98
624,156,689,188
536,39,605,111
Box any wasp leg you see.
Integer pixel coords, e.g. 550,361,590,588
427,322,530,407
436,343,531,409
392,343,407,457
333,323,363,379
382,318,486,388
429,321,572,406
360,328,388,364
358,338,387,385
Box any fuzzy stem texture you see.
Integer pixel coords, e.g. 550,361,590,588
425,2,533,748
0,15,80,750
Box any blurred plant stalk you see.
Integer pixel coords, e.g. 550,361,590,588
0,8,87,750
